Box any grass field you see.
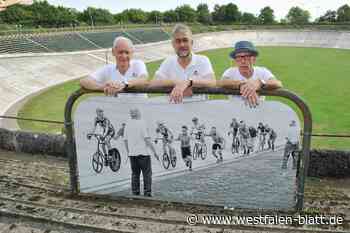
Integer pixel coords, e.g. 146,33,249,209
17,46,350,150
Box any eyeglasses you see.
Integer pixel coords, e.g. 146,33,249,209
234,54,252,60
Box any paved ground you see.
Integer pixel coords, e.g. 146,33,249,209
112,148,296,210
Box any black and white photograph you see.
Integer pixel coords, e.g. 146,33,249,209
74,96,301,210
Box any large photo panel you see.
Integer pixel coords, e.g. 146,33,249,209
74,96,301,210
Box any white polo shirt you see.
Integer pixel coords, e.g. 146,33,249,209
155,54,214,100
222,66,276,101
89,59,148,98
155,54,214,81
124,119,151,156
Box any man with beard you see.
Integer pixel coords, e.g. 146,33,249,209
150,24,216,103
217,41,282,107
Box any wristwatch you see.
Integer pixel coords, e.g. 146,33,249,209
260,79,267,89
122,80,129,89
188,78,193,87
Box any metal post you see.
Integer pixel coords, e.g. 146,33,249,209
64,89,87,194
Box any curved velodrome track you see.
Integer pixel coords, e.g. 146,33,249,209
0,29,350,128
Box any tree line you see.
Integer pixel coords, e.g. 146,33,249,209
0,0,349,29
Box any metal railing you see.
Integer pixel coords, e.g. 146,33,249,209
0,115,64,125
64,87,312,212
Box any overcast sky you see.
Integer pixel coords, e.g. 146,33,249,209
47,0,348,20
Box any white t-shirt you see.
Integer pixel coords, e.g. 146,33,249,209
124,118,151,156
155,54,214,81
286,126,300,144
222,66,276,101
90,59,148,98
155,54,214,100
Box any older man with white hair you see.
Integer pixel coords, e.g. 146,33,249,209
80,36,148,97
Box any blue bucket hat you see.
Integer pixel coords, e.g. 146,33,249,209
229,41,259,59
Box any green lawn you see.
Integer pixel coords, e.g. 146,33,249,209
18,47,350,150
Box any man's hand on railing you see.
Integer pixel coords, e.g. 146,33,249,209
103,81,126,96
240,79,261,107
169,80,192,104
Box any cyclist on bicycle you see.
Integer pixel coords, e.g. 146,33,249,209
267,127,277,151
257,122,267,150
155,121,175,157
87,108,115,151
238,121,250,155
190,117,205,143
282,120,299,170
228,118,239,137
248,126,257,153
228,118,240,154
206,126,225,163
175,126,192,171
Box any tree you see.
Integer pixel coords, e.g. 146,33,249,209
317,10,337,23
0,0,79,28
175,4,196,22
286,6,310,24
212,4,225,22
241,12,257,24
28,0,58,27
122,9,147,23
0,4,31,25
280,18,288,24
196,3,211,24
224,3,241,22
337,4,350,22
79,7,114,26
163,10,177,23
258,6,275,24
147,10,162,24
114,12,127,24
54,6,78,27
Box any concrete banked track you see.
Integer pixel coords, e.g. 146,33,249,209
0,149,349,233
1,30,350,128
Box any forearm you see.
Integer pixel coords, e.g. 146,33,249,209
216,79,244,89
80,78,104,91
265,79,283,89
128,78,149,89
149,79,177,88
191,78,217,88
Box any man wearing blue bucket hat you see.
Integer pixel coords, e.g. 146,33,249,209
218,41,282,106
